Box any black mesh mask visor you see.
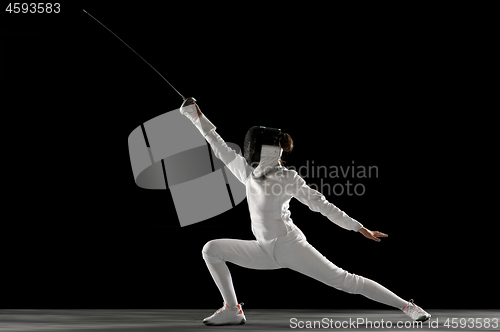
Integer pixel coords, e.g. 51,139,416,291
243,126,282,168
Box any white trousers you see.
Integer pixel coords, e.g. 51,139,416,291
202,229,408,309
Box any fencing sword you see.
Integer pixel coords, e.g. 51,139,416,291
83,9,195,106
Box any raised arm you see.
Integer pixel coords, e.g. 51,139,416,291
180,101,252,184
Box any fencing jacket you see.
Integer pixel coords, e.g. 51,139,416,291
204,123,363,258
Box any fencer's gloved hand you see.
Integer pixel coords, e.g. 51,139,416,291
180,98,216,137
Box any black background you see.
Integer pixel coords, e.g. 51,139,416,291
1,2,497,309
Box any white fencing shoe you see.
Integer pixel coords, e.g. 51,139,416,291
203,302,246,326
402,299,431,322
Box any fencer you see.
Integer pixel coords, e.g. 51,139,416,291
180,100,431,326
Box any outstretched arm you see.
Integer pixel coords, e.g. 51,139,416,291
290,173,363,232
290,173,388,242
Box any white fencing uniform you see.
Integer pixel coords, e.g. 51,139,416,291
182,108,407,310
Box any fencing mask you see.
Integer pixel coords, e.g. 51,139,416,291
244,126,282,178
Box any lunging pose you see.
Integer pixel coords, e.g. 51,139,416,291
180,100,430,326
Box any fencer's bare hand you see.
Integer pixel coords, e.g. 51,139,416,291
359,227,388,242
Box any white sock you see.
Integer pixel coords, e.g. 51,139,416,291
204,260,238,307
